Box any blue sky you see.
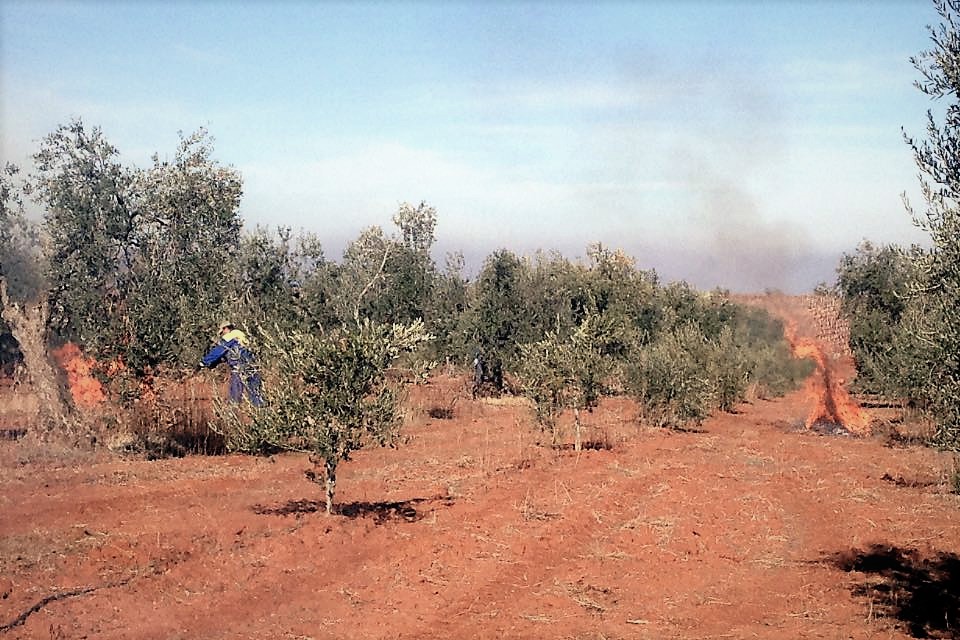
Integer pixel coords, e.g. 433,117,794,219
0,0,940,292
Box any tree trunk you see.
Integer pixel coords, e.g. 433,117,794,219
324,457,337,515
0,278,70,432
574,407,582,452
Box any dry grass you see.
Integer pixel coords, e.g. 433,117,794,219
0,438,102,471
581,539,630,561
519,612,555,623
556,579,617,614
416,380,467,420
481,395,533,408
517,490,560,521
749,552,787,569
621,513,677,545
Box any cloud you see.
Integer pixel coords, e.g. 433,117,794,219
244,142,586,230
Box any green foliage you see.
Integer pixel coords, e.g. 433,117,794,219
235,227,302,328
903,0,960,448
836,242,919,397
218,319,432,512
129,129,243,369
626,323,717,428
624,302,810,429
18,120,812,448
514,258,807,433
334,202,440,330
747,337,815,400
377,201,438,324
232,227,339,332
33,121,242,374
426,252,468,362
833,2,960,448
518,311,616,447
459,249,528,388
34,120,137,355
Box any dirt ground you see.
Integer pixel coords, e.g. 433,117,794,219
1,307,958,639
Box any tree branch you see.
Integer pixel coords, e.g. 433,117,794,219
353,243,390,327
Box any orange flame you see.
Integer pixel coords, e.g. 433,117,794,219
51,343,106,409
783,322,871,436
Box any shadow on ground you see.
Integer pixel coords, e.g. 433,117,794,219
826,544,960,639
880,472,945,490
252,495,455,524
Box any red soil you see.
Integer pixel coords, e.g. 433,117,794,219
1,316,958,639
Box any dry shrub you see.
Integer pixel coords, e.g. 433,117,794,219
419,377,465,420
105,375,226,458
580,426,617,451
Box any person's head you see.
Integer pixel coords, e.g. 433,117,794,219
218,320,234,337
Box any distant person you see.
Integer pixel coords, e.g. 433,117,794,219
200,320,264,407
471,349,485,399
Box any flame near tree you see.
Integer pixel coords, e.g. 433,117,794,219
784,322,871,436
51,343,106,409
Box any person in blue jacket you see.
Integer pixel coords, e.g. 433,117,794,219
201,320,264,407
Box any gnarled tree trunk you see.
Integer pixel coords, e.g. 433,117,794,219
0,278,70,432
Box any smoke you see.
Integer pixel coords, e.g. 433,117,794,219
679,156,819,293
651,48,821,293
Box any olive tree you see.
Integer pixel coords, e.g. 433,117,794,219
0,164,43,301
900,0,960,446
32,121,243,375
131,129,243,369
836,241,924,400
460,249,528,389
519,312,616,450
33,120,137,359
336,202,440,328
230,227,342,334
219,320,432,514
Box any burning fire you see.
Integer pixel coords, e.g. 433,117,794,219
52,343,106,409
783,322,871,436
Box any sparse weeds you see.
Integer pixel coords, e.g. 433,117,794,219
418,559,449,586
620,512,677,545
518,491,560,521
750,552,787,569
557,579,617,614
580,427,617,451
422,381,465,420
519,613,554,623
582,539,630,562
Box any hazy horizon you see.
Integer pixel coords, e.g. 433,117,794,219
1,1,937,293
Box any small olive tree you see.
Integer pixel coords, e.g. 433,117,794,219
220,319,432,514
518,313,615,450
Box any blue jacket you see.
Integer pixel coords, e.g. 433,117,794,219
202,329,264,406
202,329,256,371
